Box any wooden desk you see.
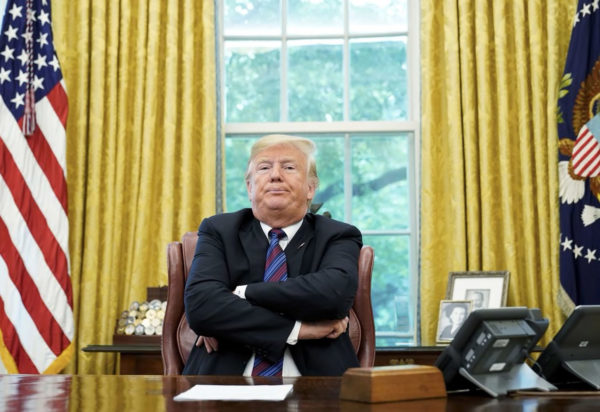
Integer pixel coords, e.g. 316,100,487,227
1,374,599,411
82,345,443,375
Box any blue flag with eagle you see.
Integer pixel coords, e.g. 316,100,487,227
557,0,600,310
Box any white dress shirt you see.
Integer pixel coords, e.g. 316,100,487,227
236,219,303,377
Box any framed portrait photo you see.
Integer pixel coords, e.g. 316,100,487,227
446,271,510,309
436,300,472,344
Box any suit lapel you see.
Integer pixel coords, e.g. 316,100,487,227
239,218,269,283
285,218,314,278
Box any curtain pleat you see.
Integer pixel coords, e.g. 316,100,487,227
420,0,575,345
52,1,216,373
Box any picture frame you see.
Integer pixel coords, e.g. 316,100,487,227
446,271,510,309
436,300,473,343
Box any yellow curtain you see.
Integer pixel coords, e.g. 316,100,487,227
420,0,575,345
52,1,216,373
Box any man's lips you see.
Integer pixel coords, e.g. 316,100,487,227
266,187,287,193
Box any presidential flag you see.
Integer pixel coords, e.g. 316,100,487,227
557,0,600,309
0,0,73,373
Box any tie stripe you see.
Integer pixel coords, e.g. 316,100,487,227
252,357,284,376
252,228,287,377
263,229,287,283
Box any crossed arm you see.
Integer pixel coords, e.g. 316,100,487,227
184,219,361,355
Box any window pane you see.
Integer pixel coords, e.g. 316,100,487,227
224,136,260,212
288,0,343,35
311,135,345,219
349,0,408,34
224,0,280,36
351,134,409,230
363,234,414,347
225,41,280,122
288,41,344,122
350,37,407,121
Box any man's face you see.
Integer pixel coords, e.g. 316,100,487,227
470,292,483,308
246,144,315,226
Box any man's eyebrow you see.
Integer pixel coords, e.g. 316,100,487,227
254,157,298,164
254,158,273,164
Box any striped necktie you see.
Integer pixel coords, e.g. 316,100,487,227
252,228,287,376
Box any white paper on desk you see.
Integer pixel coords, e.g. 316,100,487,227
173,384,293,402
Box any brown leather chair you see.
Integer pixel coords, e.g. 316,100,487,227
161,231,375,375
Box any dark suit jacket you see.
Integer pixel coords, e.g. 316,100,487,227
182,208,362,376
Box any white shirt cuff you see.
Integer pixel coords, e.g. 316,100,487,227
286,321,301,345
233,285,247,299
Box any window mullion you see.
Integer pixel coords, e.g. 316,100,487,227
343,0,350,122
281,0,288,122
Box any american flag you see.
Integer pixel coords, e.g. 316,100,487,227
0,0,73,373
557,0,600,308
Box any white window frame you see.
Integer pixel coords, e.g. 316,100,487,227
217,0,421,345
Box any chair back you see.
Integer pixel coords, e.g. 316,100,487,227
161,231,375,374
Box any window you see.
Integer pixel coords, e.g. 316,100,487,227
218,0,420,346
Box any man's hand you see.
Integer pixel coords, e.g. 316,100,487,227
195,335,219,353
298,316,349,340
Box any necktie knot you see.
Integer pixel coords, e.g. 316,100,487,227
269,228,286,241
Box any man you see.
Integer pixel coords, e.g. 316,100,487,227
182,134,362,376
465,290,485,310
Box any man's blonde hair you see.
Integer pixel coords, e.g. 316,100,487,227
245,134,319,189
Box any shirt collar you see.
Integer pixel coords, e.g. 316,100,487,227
259,218,303,250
